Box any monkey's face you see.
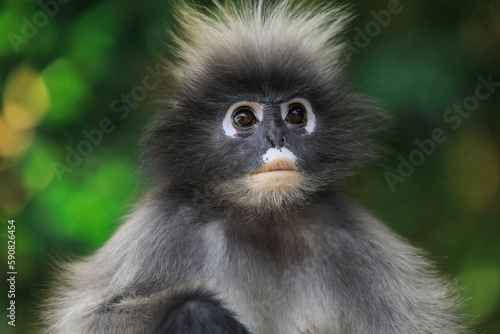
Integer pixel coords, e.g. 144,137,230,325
214,97,319,209
221,98,316,189
144,44,383,212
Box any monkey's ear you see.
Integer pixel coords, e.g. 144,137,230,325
160,290,252,334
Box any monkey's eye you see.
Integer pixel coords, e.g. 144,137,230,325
233,107,257,127
285,104,307,125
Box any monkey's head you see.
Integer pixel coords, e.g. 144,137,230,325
142,1,386,214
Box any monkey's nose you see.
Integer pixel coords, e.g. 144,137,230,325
266,135,287,148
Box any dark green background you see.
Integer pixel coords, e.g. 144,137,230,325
0,0,499,333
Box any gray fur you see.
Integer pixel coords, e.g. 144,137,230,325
41,1,466,333
42,193,465,333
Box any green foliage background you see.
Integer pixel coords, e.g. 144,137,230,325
0,0,499,333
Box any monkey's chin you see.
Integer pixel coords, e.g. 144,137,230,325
247,170,302,191
217,171,314,213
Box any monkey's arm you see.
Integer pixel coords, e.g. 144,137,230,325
42,203,251,334
147,290,252,334
103,289,251,334
44,285,251,334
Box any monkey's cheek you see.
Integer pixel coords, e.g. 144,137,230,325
247,171,303,192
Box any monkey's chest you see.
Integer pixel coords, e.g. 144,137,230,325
205,267,340,334
199,223,342,333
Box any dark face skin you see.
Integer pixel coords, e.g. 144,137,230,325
219,98,314,174
170,64,338,180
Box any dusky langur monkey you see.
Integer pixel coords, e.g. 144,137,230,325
42,1,466,333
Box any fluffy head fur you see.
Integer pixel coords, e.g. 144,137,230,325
170,0,351,76
142,0,387,214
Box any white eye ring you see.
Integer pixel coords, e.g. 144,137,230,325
223,101,263,137
281,98,316,134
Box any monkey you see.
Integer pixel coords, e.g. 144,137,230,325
41,1,467,333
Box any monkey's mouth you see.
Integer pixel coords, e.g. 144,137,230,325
251,159,300,175
248,159,301,190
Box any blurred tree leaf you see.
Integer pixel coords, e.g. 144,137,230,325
41,158,136,245
66,1,127,82
459,263,500,321
42,58,90,126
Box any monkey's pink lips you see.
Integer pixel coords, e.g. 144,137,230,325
251,159,300,175
253,168,299,175
248,159,301,190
